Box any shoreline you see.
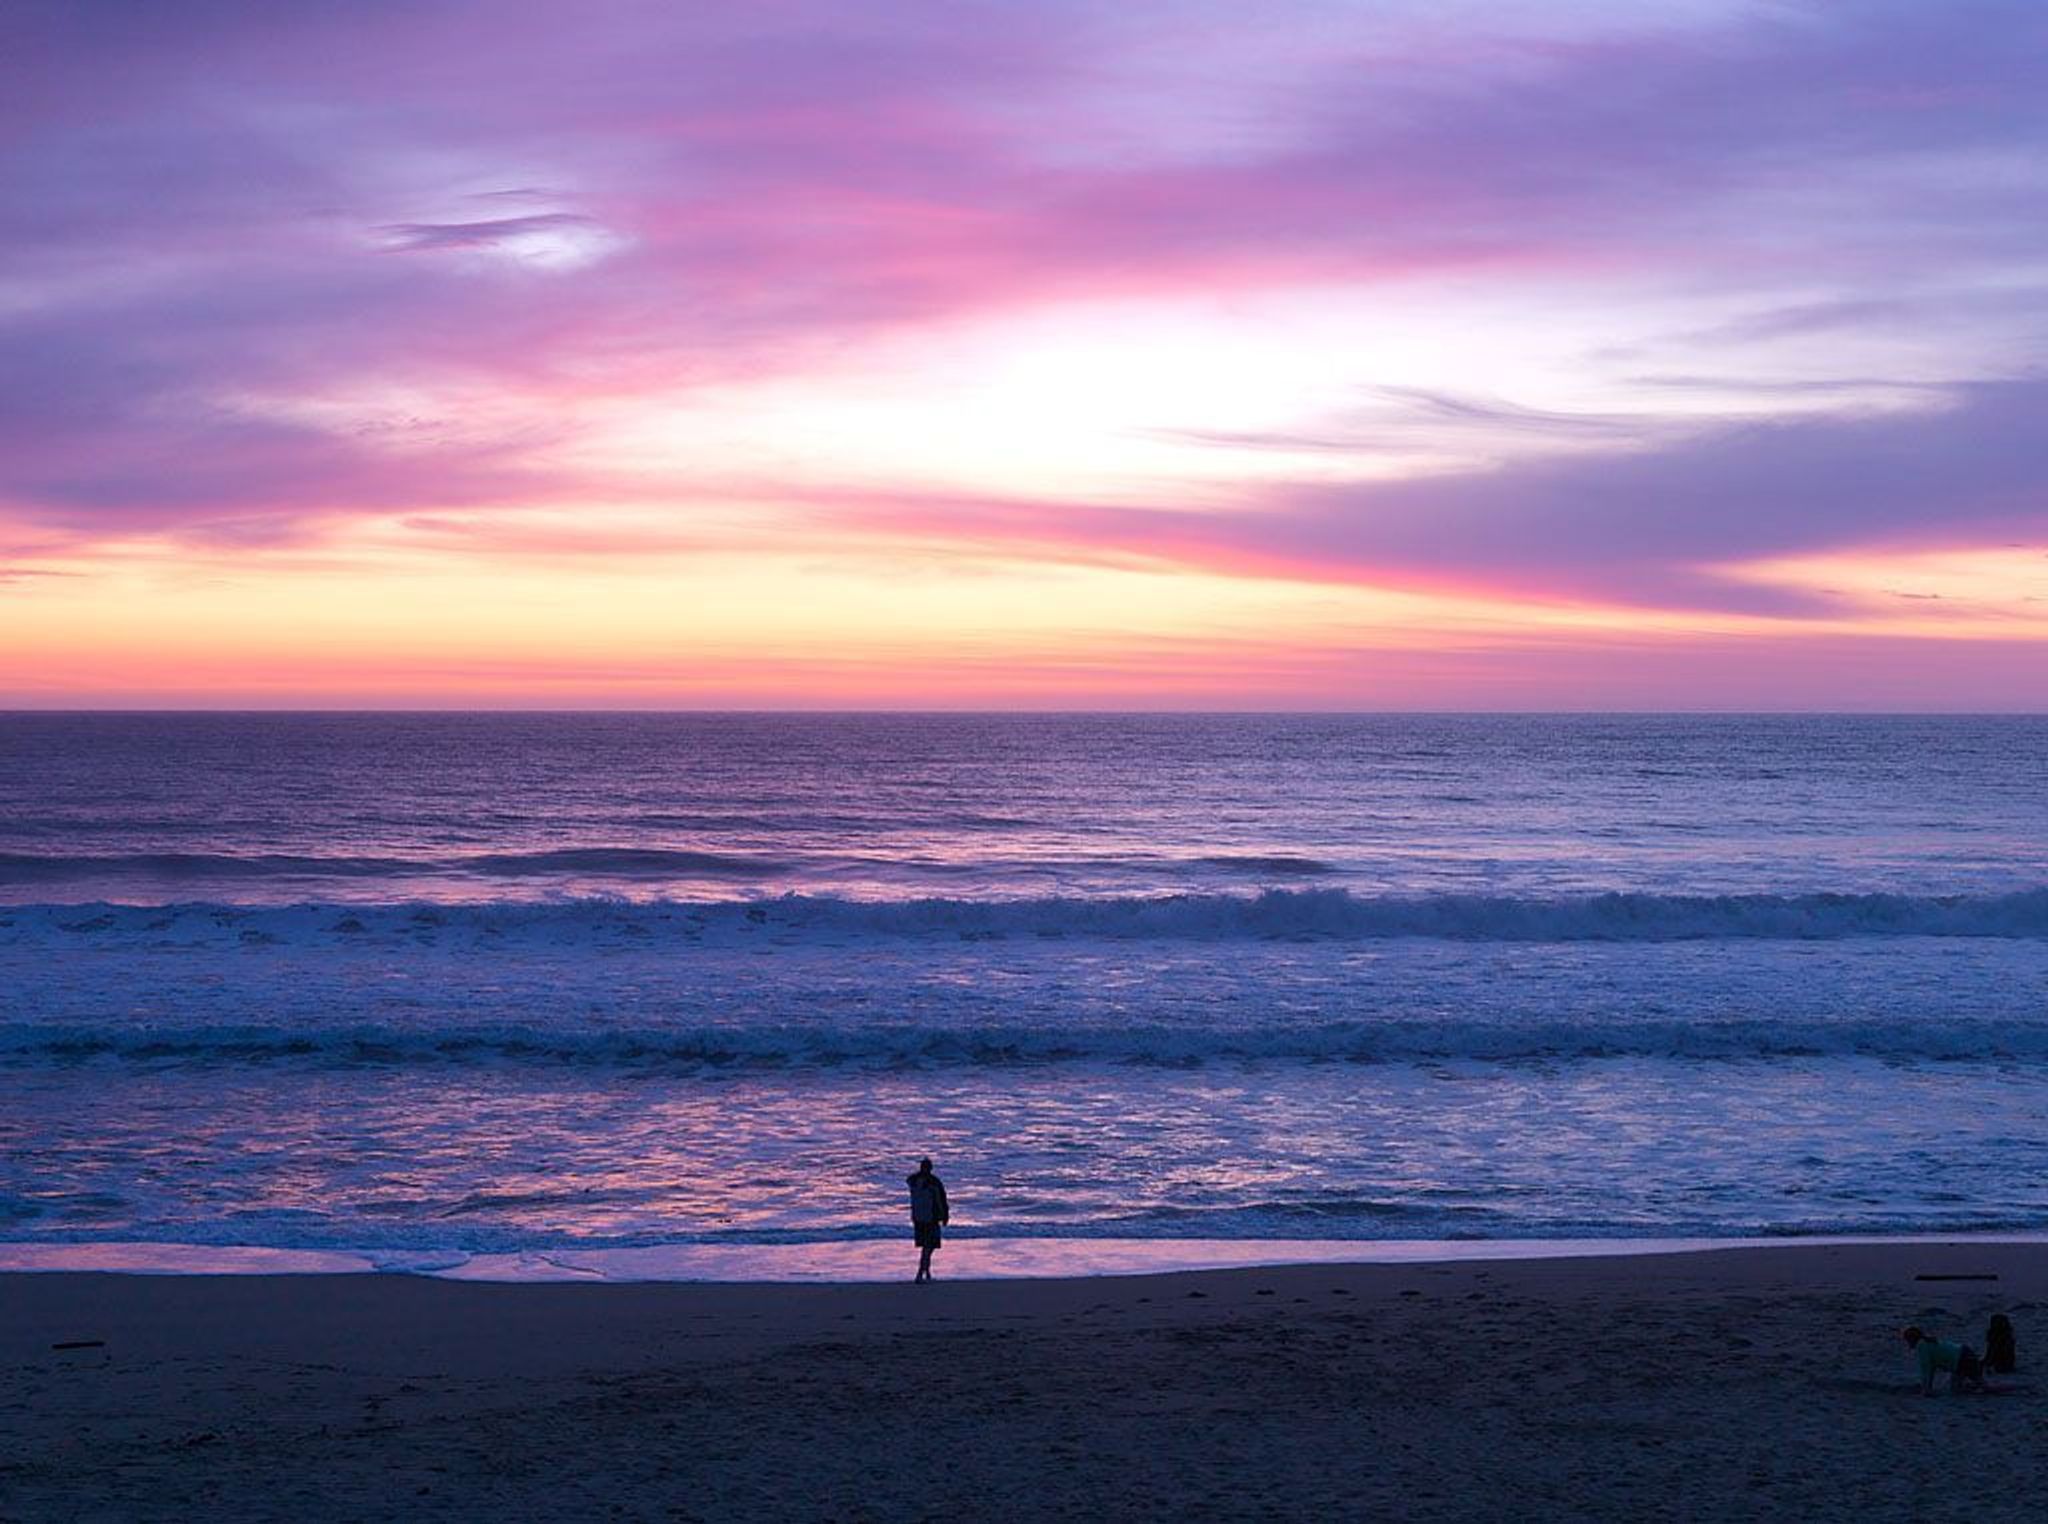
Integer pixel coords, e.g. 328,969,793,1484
5,1240,2041,1519
5,1229,2048,1283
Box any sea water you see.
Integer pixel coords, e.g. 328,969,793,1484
2,713,2045,1270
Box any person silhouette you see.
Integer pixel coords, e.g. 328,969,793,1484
907,1157,950,1283
1985,1313,2017,1374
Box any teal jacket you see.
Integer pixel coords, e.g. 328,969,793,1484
1916,1338,1963,1389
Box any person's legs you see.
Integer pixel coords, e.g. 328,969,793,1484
917,1245,934,1282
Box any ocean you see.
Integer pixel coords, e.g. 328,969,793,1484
3,712,2046,1272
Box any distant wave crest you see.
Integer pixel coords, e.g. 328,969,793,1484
0,852,412,881
0,848,793,883
6,1010,2047,1069
462,848,791,879
1191,854,1337,876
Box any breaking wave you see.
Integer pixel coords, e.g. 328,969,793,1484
4,886,2046,944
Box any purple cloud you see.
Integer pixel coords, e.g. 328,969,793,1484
1251,378,2048,611
856,379,2048,614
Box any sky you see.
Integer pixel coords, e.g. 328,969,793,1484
3,0,2046,708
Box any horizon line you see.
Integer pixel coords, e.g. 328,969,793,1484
6,707,2048,719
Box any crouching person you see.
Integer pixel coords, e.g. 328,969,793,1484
1902,1326,1987,1395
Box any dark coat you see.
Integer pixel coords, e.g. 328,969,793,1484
908,1170,949,1226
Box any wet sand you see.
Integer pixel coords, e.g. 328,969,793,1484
3,1241,2043,1520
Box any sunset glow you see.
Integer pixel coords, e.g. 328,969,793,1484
5,0,2045,707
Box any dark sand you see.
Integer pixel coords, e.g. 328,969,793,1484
3,1242,2044,1521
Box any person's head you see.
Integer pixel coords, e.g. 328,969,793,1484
1902,1326,1924,1347
917,1156,933,1175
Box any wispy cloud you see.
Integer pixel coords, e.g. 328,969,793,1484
377,213,605,254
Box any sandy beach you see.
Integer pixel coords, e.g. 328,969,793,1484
2,1240,2041,1521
